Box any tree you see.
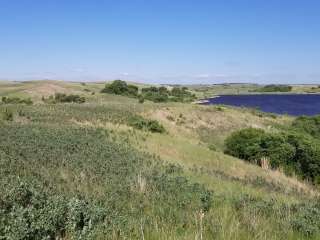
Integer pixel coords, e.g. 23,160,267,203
101,80,138,97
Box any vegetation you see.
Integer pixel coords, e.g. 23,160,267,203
253,84,292,92
292,115,320,139
0,125,210,239
101,80,139,97
101,80,196,103
128,115,166,133
0,80,319,239
1,108,14,121
225,128,294,169
2,96,33,105
141,86,196,103
42,93,86,103
225,126,320,184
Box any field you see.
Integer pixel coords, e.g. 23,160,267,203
0,80,319,239
184,83,320,99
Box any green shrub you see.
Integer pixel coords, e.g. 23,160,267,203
215,106,225,111
225,128,320,184
224,128,295,168
290,203,320,236
286,132,320,183
43,93,85,103
232,194,320,237
101,80,138,97
2,96,33,105
292,115,320,139
141,86,196,103
1,108,13,121
0,124,212,238
208,144,217,151
141,87,169,102
54,93,86,103
138,95,145,103
101,81,196,103
253,84,292,92
128,115,165,133
0,181,105,239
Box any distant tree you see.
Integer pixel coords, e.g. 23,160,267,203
101,80,138,97
254,84,292,92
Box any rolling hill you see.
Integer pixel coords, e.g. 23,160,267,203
0,80,319,239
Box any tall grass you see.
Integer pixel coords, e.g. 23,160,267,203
0,102,319,239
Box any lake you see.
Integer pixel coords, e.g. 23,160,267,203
202,94,320,116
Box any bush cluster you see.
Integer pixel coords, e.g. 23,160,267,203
0,108,13,121
253,84,292,92
1,96,33,105
0,182,105,239
101,80,138,97
0,124,212,238
128,115,165,133
42,93,86,103
141,86,196,103
101,80,196,103
225,128,320,184
292,115,320,139
233,194,320,236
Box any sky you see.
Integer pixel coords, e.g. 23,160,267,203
1,0,320,84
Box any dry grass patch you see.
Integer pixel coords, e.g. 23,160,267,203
23,83,80,97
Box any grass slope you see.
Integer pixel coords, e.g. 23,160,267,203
0,80,319,239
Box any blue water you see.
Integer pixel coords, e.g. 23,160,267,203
202,94,320,116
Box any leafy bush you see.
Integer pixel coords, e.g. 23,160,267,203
141,86,169,102
253,84,292,92
138,95,145,103
232,194,320,237
141,86,196,103
0,124,212,238
101,81,196,103
225,128,295,168
286,133,320,183
128,115,165,133
2,96,33,105
101,80,138,97
225,128,320,183
43,93,85,103
1,108,13,121
292,115,320,139
290,203,320,236
170,87,196,102
0,181,105,239
208,144,217,151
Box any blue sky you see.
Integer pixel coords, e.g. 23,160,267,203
1,0,320,84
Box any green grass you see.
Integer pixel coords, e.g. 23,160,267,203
187,83,320,99
0,80,319,239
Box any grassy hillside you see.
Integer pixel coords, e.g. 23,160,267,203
0,80,319,239
186,83,320,99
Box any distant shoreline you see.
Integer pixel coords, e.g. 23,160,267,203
198,94,320,116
